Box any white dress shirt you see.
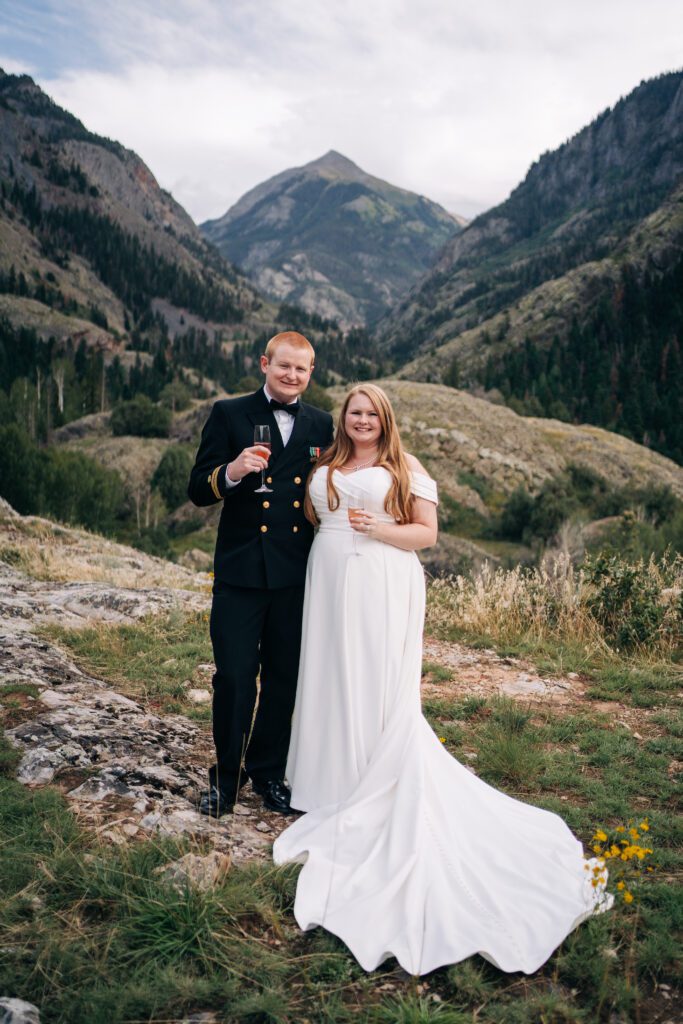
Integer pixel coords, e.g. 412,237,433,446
225,385,298,487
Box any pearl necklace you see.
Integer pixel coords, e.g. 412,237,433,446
350,454,378,471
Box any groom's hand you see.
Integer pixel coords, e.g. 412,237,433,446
227,445,271,482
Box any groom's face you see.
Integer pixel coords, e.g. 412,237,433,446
261,342,314,404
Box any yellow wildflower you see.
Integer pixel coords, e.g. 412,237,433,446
629,828,640,839
616,826,625,833
439,737,446,744
594,830,608,842
616,882,625,891
591,879,599,888
610,844,621,857
639,821,649,831
592,844,603,855
623,892,634,904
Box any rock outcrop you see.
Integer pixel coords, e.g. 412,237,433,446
0,999,41,1024
0,555,280,862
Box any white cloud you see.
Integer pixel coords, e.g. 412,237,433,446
5,0,683,222
0,54,36,75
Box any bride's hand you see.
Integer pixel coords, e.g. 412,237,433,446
350,511,380,537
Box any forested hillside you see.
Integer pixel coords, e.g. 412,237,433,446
0,72,382,444
382,72,683,462
478,253,683,462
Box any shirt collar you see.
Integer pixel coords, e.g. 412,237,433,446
263,384,299,407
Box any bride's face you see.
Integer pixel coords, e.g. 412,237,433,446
345,393,382,447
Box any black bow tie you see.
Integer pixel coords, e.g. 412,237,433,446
269,399,299,416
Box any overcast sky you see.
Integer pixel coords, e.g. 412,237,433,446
0,0,681,224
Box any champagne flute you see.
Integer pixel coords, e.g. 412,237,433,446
253,425,273,493
347,486,366,556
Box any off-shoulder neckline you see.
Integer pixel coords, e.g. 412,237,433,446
322,466,434,480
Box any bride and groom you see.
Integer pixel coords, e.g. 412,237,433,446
188,331,609,976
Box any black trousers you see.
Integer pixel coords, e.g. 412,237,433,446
209,582,305,800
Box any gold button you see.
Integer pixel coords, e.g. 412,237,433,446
292,526,299,533
294,476,302,485
293,500,301,508
262,501,270,509
266,476,273,484
260,525,268,533
207,474,211,483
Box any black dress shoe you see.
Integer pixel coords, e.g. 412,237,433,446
198,785,234,817
251,779,296,815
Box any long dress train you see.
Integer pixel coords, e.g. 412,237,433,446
273,467,610,975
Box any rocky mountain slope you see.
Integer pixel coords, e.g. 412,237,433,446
0,72,363,449
201,150,461,328
379,71,683,362
377,71,683,463
0,69,267,343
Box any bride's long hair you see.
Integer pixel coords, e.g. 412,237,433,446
304,383,413,525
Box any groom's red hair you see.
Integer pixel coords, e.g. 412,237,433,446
264,331,315,366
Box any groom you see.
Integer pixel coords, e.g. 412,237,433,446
188,331,334,816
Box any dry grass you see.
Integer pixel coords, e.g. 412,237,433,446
426,554,683,660
0,513,208,591
428,557,598,647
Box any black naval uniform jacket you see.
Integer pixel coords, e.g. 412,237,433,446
188,389,334,589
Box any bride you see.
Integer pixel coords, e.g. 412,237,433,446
273,383,610,976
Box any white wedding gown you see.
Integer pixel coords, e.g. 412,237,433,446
273,467,610,975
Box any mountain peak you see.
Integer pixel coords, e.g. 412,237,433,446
304,150,363,176
202,151,461,328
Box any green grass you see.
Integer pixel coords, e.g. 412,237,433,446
40,609,214,720
422,661,454,684
3,758,678,1024
3,610,681,1022
169,525,217,558
439,493,490,540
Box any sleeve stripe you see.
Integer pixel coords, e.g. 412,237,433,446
209,465,224,500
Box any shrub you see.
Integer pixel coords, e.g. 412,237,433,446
237,375,261,392
159,381,191,412
583,552,671,650
500,486,534,541
44,449,125,533
439,493,489,538
305,379,334,412
0,423,45,513
0,425,124,531
151,446,193,511
528,476,580,541
111,396,171,438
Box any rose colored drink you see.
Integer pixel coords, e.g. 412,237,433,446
253,425,273,493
